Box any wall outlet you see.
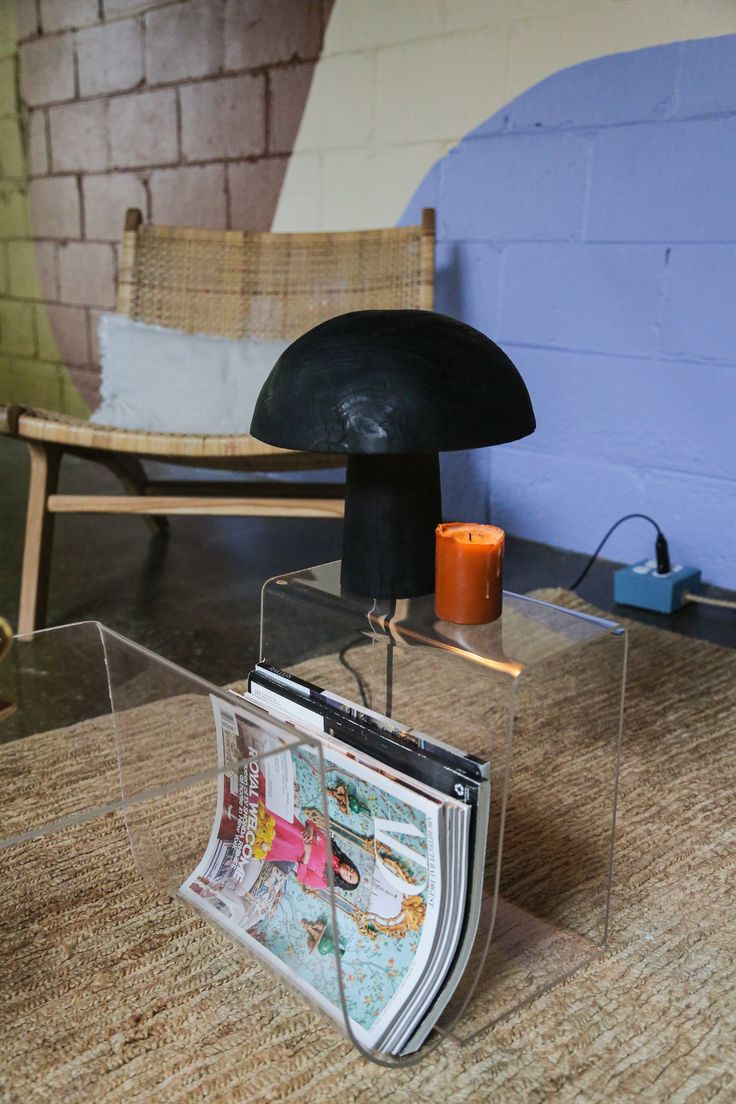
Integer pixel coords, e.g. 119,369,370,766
613,560,702,613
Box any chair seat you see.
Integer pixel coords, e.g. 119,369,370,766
0,405,342,471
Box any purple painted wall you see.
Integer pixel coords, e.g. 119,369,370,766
402,35,736,590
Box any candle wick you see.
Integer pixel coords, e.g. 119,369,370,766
469,533,472,542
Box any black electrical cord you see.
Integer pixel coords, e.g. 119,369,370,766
570,513,671,591
338,638,371,707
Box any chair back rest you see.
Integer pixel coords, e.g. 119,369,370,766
117,210,435,340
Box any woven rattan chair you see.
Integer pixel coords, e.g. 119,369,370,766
2,208,435,633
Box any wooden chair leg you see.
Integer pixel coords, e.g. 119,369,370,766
18,442,62,635
99,453,169,535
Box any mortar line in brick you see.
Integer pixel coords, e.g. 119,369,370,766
28,298,39,358
66,360,99,377
559,237,736,246
264,69,271,155
35,158,182,177
103,101,111,167
412,235,736,246
223,163,232,229
486,444,736,488
44,108,54,173
48,297,117,312
495,244,508,373
35,153,293,176
10,49,21,126
139,58,324,93
229,50,326,73
18,91,78,111
50,243,60,300
142,174,152,221
19,57,333,113
28,0,175,38
30,230,734,248
217,0,226,74
461,110,736,143
653,243,671,359
367,49,377,146
140,13,148,84
72,34,80,101
76,174,86,239
0,293,115,311
108,0,180,24
496,338,736,369
174,88,182,163
42,298,116,313
580,132,596,242
671,41,685,118
32,153,295,181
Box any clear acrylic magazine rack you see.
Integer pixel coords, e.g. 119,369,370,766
260,561,627,1062
1,563,626,1071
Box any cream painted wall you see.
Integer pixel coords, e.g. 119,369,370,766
274,0,736,231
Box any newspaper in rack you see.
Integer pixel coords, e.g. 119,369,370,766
180,696,458,1054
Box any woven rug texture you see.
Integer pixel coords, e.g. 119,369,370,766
0,590,733,1103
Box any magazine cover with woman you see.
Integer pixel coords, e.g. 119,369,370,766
180,696,468,1055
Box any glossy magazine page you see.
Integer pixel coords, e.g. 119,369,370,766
179,696,448,1054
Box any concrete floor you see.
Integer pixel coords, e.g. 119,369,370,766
1,435,733,691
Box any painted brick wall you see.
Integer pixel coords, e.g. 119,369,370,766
275,0,736,232
402,36,736,589
4,0,331,409
0,2,84,414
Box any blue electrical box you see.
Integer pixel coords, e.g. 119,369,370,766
614,560,702,614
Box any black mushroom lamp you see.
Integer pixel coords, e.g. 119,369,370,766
250,309,536,599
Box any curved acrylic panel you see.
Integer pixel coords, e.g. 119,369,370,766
260,561,626,1063
0,623,359,1071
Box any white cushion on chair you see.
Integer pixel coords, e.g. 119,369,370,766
90,313,290,435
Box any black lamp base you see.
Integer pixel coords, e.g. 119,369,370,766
341,453,442,599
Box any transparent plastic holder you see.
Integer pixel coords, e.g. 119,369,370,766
1,566,626,1071
0,622,388,1073
260,561,627,1056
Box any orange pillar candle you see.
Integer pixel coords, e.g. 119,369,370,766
435,523,505,624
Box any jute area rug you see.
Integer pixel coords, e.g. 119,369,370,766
0,591,733,1103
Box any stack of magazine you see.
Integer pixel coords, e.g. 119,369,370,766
180,663,490,1057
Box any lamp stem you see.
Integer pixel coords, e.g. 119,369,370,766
341,453,442,599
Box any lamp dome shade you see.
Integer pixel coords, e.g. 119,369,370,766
250,309,535,454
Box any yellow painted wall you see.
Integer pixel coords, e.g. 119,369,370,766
0,1,88,415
